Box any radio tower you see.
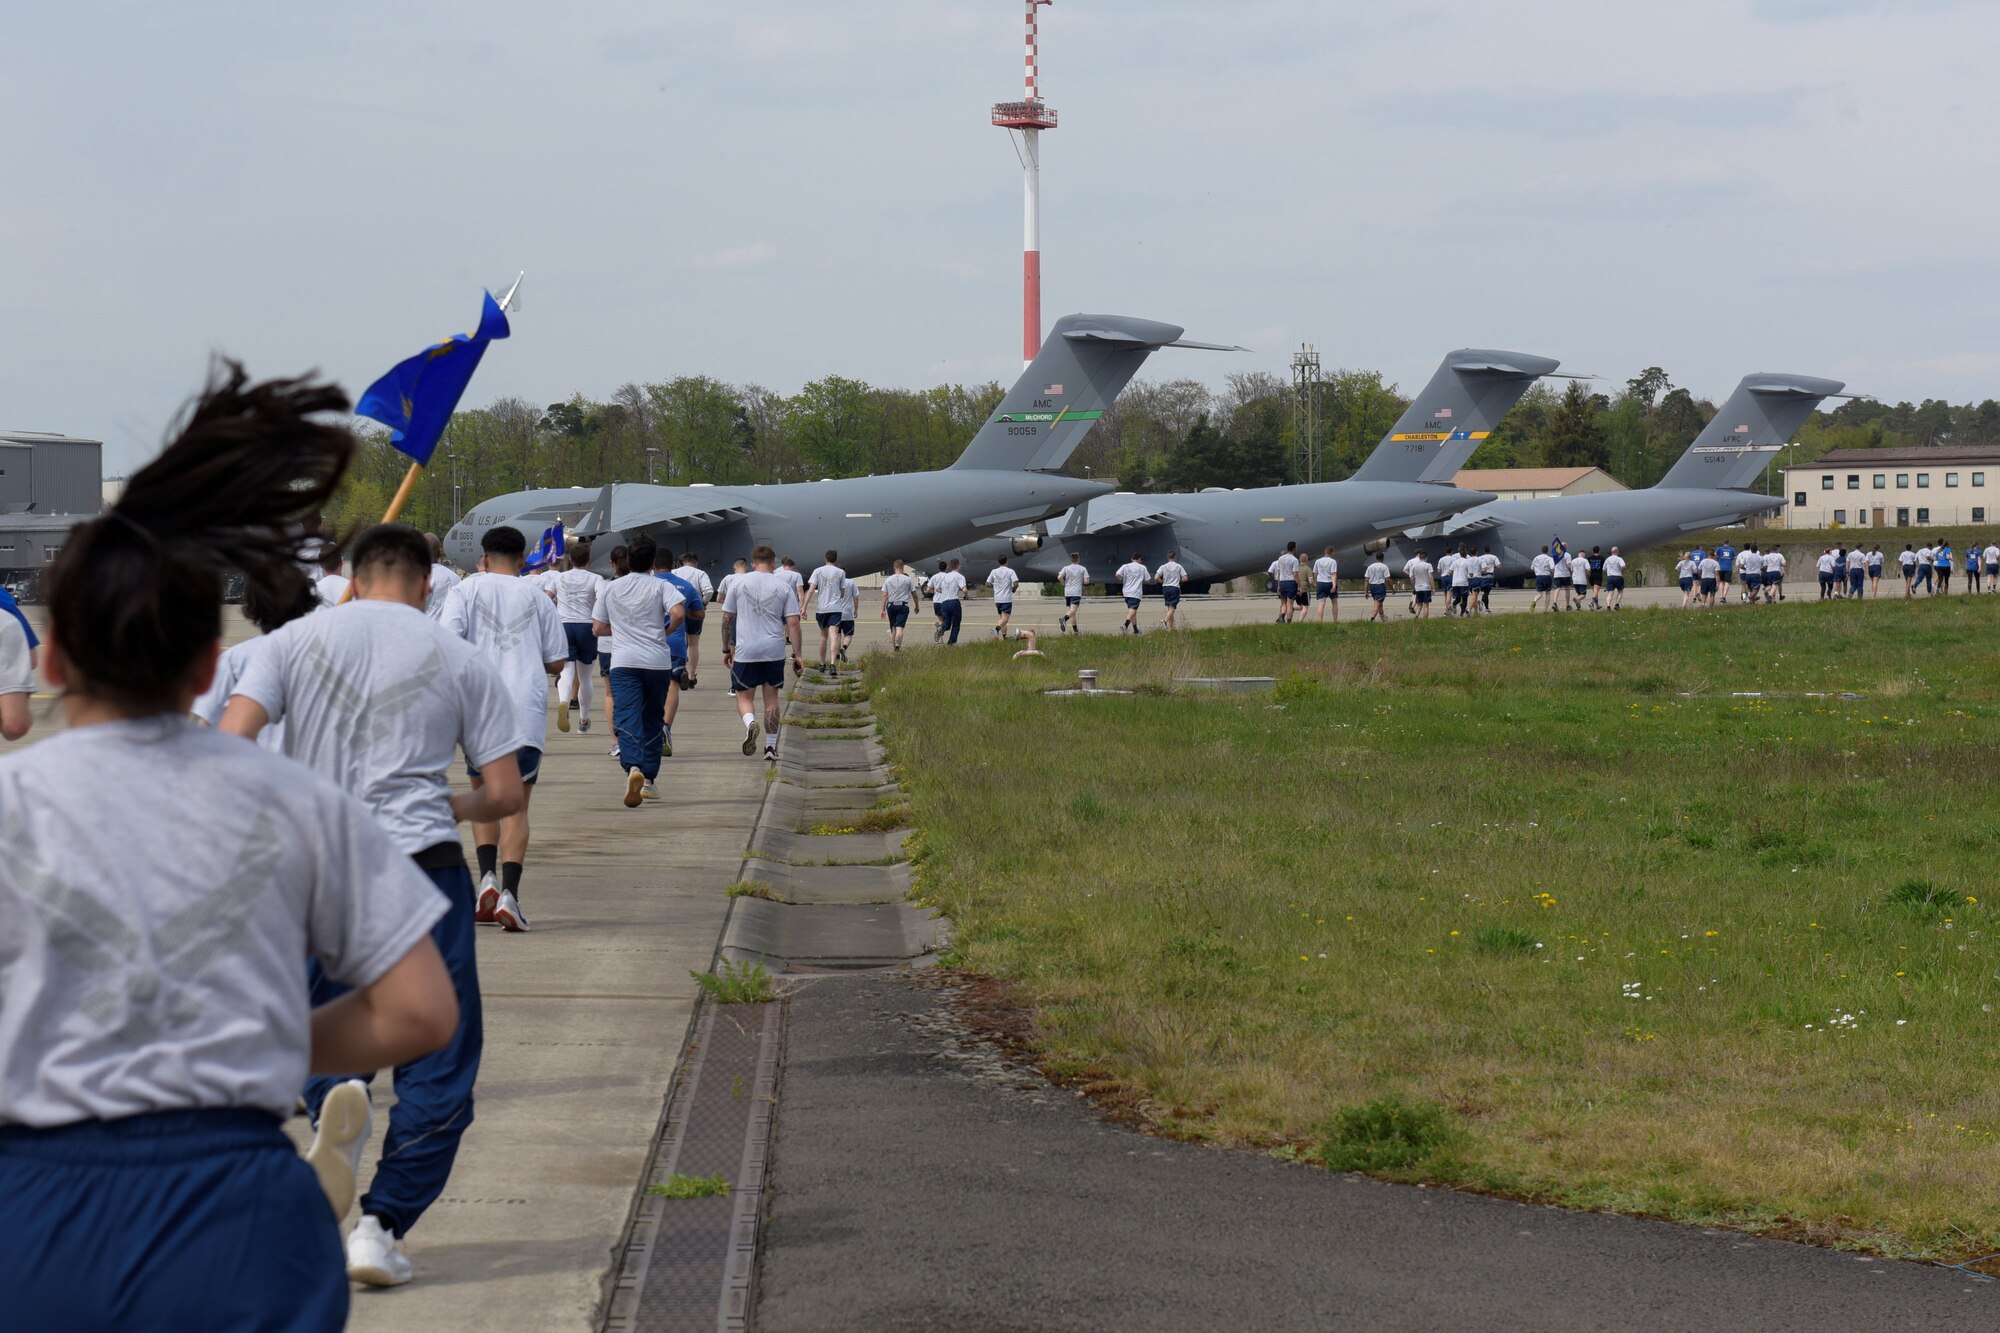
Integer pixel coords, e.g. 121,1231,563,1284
992,0,1058,367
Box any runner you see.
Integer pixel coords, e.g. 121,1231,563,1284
425,533,461,618
1312,547,1338,622
778,555,807,618
930,559,968,644
1738,545,1763,605
1153,550,1189,630
676,553,714,684
441,526,567,933
1985,541,2000,593
1966,546,1983,595
722,545,804,761
550,539,605,733
1116,552,1149,634
881,558,919,650
1936,541,1954,596
1916,542,1936,595
1899,543,1917,597
1847,545,1869,599
1273,542,1302,623
1698,549,1721,607
192,576,320,752
1477,548,1500,613
1603,546,1627,609
1571,547,1591,608
1715,539,1736,604
1552,546,1574,611
1402,548,1435,619
807,551,849,675
1364,551,1391,621
989,554,1021,637
4,366,460,1329
653,548,705,761
599,545,629,756
1677,551,1698,608
1868,544,1885,597
1817,548,1837,600
1056,552,1089,634
1765,545,1787,603
1447,546,1473,618
837,572,859,661
222,520,523,1289
314,544,349,607
589,534,684,807
1436,549,1461,616
1531,546,1556,612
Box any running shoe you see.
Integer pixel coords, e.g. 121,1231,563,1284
741,724,759,756
476,871,500,923
662,728,673,758
495,891,530,933
579,718,591,733
764,743,778,762
933,625,946,644
641,783,658,800
346,1215,413,1288
305,1079,371,1222
607,741,621,757
555,700,570,733
623,769,645,808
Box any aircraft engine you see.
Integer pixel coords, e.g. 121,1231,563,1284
1362,538,1391,555
1011,533,1044,555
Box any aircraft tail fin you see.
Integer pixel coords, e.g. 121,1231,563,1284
949,314,1242,472
1655,374,1845,491
1348,349,1561,484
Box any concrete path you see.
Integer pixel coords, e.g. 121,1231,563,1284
756,972,1998,1333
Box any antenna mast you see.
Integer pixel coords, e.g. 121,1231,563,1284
992,0,1058,368
1292,345,1323,484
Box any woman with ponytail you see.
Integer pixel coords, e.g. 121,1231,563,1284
0,362,460,1331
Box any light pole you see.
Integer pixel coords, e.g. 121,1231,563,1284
646,447,662,484
448,450,463,523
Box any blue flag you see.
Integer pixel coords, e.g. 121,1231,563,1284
0,586,36,651
355,291,511,466
521,521,565,574
1549,535,1568,562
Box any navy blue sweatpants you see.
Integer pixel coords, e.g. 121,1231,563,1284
0,1108,347,1331
304,861,482,1239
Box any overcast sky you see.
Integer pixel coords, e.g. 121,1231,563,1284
6,0,1994,472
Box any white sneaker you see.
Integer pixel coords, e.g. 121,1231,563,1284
554,700,570,733
475,872,500,924
305,1078,371,1221
764,744,778,762
346,1214,413,1287
641,782,659,800
623,769,645,808
495,891,530,933
741,723,759,756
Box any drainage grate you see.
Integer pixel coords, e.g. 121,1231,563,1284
603,1000,782,1333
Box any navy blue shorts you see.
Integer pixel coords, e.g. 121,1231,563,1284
731,658,786,691
1850,569,1866,590
1607,576,1625,591
563,621,598,664
1680,578,1693,591
1700,578,1717,594
1278,579,1298,599
684,616,703,637
816,611,842,629
1415,590,1432,605
1315,581,1333,599
1163,589,1181,607
1064,595,1081,606
839,619,856,636
0,1108,348,1332
887,605,910,629
1536,576,1554,592
1369,585,1387,601
599,651,612,677
1124,596,1141,609
1719,570,1733,583
469,744,542,786
995,602,1014,615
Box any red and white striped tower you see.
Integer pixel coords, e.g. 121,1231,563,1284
992,0,1058,367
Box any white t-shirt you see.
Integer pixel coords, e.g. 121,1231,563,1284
930,571,968,602
1984,546,1999,566
1918,547,1935,566
1311,556,1337,583
1766,550,1786,574
809,564,849,614
425,564,461,619
1848,550,1868,572
1154,561,1186,589
779,567,806,611
989,566,1021,600
1531,553,1555,577
1604,554,1627,578
0,615,32,699
1816,553,1836,575
882,573,916,606
677,565,714,604
1738,551,1762,576
441,572,567,749
1572,559,1590,585
551,568,605,624
1899,549,1917,569
1699,557,1721,579
1676,558,1697,580
316,573,350,607
725,570,798,663
1403,558,1433,591
591,573,682,673
1274,552,1301,582
1057,563,1088,597
1365,560,1390,586
1450,558,1472,589
193,636,288,753
0,717,448,1127
839,577,859,618
1480,553,1499,577
1116,561,1148,598
1437,553,1458,582
231,600,522,855
1553,555,1572,579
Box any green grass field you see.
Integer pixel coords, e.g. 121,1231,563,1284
867,596,2000,1259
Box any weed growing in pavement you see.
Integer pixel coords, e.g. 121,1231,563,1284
649,1173,731,1200
692,958,777,1004
726,882,778,901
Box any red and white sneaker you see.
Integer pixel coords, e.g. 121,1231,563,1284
475,871,500,924
495,891,530,933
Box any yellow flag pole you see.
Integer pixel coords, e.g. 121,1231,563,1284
337,461,426,604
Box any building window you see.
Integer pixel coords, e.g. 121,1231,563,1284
1846,475,1860,489
1977,508,1988,523
1833,509,1847,524
1918,474,1930,488
1897,508,1910,525
1918,508,1931,524
1821,475,1834,490
1897,474,1910,488
1975,473,1987,486
1946,472,1960,487
1794,491,1808,507
1873,474,1886,489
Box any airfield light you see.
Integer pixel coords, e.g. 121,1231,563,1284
992,0,1058,367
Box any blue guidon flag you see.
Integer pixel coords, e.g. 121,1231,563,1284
1550,535,1568,562
521,522,565,575
355,291,512,466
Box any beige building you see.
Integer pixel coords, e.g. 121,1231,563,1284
1781,447,2000,530
1449,466,1627,501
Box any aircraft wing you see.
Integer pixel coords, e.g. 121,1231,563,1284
576,483,752,537
1059,494,1191,536
1433,513,1509,536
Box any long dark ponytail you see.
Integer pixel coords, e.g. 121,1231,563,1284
47,359,354,710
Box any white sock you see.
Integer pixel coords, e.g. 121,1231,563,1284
575,670,592,721
743,713,758,730
558,661,577,705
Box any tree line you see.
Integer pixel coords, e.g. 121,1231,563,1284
325,365,2000,535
